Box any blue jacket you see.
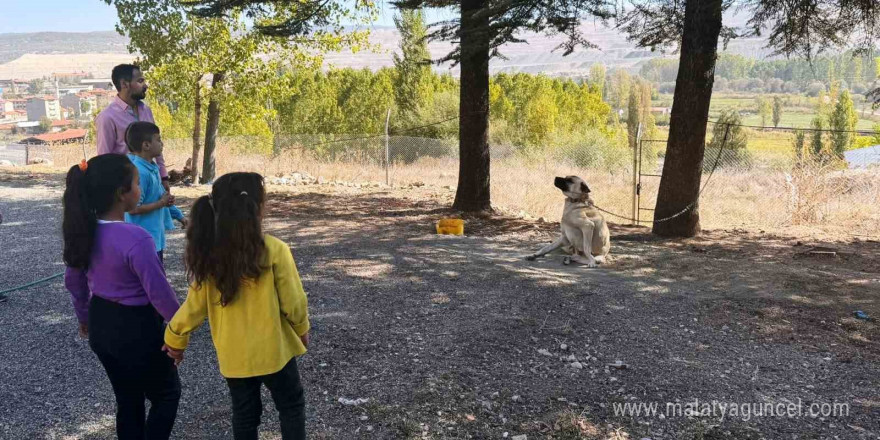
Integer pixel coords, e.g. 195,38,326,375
125,154,184,252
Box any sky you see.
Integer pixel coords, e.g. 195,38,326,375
0,1,455,33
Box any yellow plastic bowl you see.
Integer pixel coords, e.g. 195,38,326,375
436,218,464,235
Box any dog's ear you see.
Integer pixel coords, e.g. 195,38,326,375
581,181,590,193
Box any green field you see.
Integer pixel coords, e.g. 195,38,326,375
655,93,880,131
738,113,878,130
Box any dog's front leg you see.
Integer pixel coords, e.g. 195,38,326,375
526,236,567,261
575,223,598,267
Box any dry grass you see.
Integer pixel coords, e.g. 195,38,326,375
46,139,880,238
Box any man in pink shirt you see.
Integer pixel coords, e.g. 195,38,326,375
95,64,170,192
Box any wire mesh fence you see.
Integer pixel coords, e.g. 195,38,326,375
635,128,880,237
38,121,880,238
0,143,54,166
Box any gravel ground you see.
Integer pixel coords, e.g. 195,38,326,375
1,169,879,439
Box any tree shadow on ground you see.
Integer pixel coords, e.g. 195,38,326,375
257,191,880,439
2,182,878,439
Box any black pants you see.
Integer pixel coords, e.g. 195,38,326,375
88,296,181,440
226,358,306,440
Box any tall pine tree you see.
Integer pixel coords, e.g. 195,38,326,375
393,10,433,118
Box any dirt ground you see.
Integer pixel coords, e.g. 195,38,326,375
1,168,879,439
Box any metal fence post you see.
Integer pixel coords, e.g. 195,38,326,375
384,108,391,186
25,143,30,165
631,123,642,225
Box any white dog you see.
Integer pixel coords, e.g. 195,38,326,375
526,176,611,267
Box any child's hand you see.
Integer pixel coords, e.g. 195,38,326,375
162,344,185,366
78,323,89,339
158,193,171,207
177,218,188,228
167,195,176,205
299,332,310,349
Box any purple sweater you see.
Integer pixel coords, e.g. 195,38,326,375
64,222,180,324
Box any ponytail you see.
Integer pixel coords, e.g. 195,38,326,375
185,195,216,287
62,165,96,268
185,172,266,306
62,154,136,269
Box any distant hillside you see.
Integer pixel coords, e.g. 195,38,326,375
0,31,129,64
0,27,777,80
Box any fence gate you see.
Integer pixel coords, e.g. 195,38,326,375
634,139,667,226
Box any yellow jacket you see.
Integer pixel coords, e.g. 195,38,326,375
164,235,310,378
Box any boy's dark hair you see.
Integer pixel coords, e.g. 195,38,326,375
186,172,267,306
126,121,160,153
63,154,136,269
111,64,140,92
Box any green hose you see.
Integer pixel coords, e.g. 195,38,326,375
0,272,64,295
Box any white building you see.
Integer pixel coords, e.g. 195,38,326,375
26,97,62,121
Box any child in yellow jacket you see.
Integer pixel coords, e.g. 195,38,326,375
163,172,310,440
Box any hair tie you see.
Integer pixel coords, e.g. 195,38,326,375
79,159,88,172
240,191,248,196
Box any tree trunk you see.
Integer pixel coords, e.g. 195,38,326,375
201,72,225,184
190,79,202,183
452,0,491,212
652,0,723,237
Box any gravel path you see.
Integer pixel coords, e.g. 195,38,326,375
1,172,878,439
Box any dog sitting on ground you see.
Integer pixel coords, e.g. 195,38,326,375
526,176,611,267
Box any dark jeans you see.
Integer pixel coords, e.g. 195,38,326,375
226,358,306,440
88,296,181,440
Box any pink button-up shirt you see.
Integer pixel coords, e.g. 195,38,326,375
95,96,167,177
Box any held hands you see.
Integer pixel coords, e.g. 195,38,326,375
162,344,185,366
157,193,171,208
78,323,89,339
300,332,310,349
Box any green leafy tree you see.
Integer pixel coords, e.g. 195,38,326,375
390,0,615,211
756,97,772,128
607,69,632,112
828,89,858,158
29,78,45,95
627,86,641,151
393,9,433,118
337,68,396,135
870,57,880,104
792,130,807,164
638,81,659,162
80,100,92,116
108,0,366,182
37,117,52,134
810,116,826,158
704,110,750,170
849,56,864,86
589,63,607,98
487,73,608,150
772,96,783,127
278,71,345,135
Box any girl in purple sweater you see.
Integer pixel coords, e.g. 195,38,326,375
63,154,181,440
